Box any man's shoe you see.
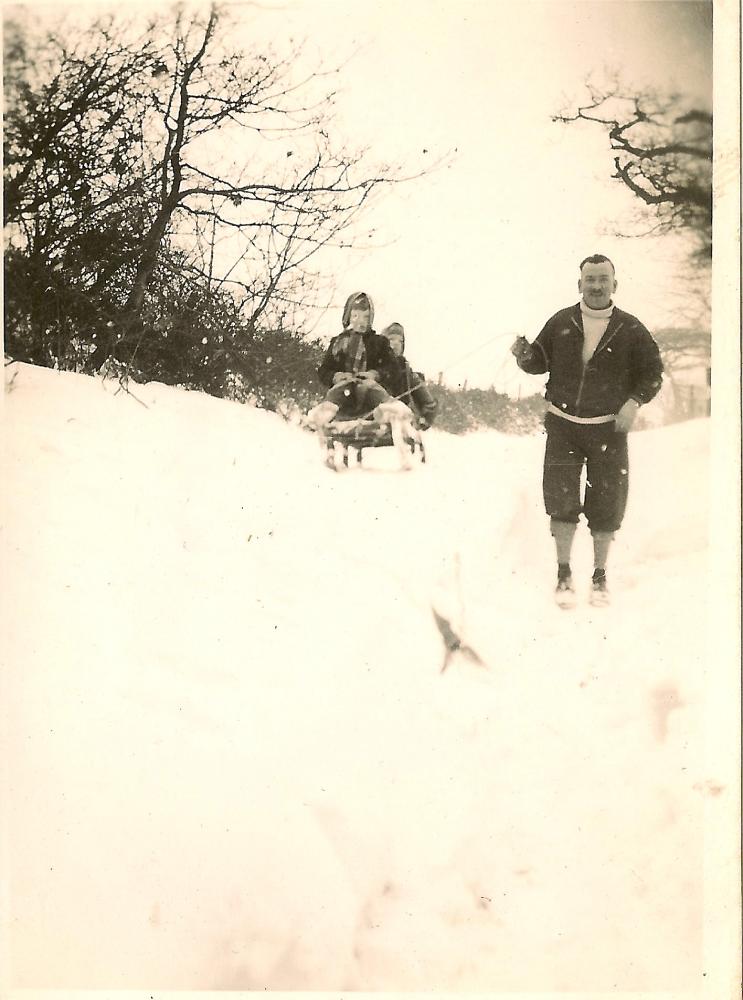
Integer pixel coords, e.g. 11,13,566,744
555,574,576,609
590,570,610,607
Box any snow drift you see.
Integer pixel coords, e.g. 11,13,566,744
1,362,718,993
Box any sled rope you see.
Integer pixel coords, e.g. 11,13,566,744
348,332,518,423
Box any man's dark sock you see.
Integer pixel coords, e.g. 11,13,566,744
592,567,607,583
558,562,572,581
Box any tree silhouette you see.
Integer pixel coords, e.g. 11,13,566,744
3,4,423,375
554,82,712,262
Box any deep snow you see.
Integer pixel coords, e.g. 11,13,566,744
0,361,732,995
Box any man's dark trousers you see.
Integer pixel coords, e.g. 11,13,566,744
543,411,629,533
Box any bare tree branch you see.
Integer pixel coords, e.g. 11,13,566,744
554,82,711,262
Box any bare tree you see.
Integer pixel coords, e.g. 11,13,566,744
554,81,712,262
3,12,162,364
98,3,415,362
4,3,426,372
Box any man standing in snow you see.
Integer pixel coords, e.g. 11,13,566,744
511,254,663,607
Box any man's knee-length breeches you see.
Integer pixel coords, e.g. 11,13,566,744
542,411,630,533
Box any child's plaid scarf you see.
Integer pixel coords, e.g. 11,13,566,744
333,331,367,374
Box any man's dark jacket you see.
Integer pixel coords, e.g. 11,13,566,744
517,303,663,419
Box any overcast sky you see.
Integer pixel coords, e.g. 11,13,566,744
7,0,714,389
232,0,712,391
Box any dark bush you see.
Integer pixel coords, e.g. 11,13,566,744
434,385,546,435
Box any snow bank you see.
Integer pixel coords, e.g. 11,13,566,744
1,363,719,994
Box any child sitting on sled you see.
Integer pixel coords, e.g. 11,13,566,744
380,322,438,429
308,292,413,428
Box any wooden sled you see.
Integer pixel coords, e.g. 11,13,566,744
319,414,427,471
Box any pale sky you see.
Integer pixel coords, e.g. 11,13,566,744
6,0,715,389
229,0,714,389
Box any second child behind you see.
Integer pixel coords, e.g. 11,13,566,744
380,322,438,429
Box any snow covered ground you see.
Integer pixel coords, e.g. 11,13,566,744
0,362,734,996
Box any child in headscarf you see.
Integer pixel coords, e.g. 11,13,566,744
309,292,412,427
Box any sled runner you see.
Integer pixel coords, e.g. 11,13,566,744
319,413,426,471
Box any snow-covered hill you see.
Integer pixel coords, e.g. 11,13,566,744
0,362,726,993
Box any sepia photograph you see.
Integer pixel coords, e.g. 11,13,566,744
1,0,740,996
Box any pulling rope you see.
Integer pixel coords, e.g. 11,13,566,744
341,330,518,424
